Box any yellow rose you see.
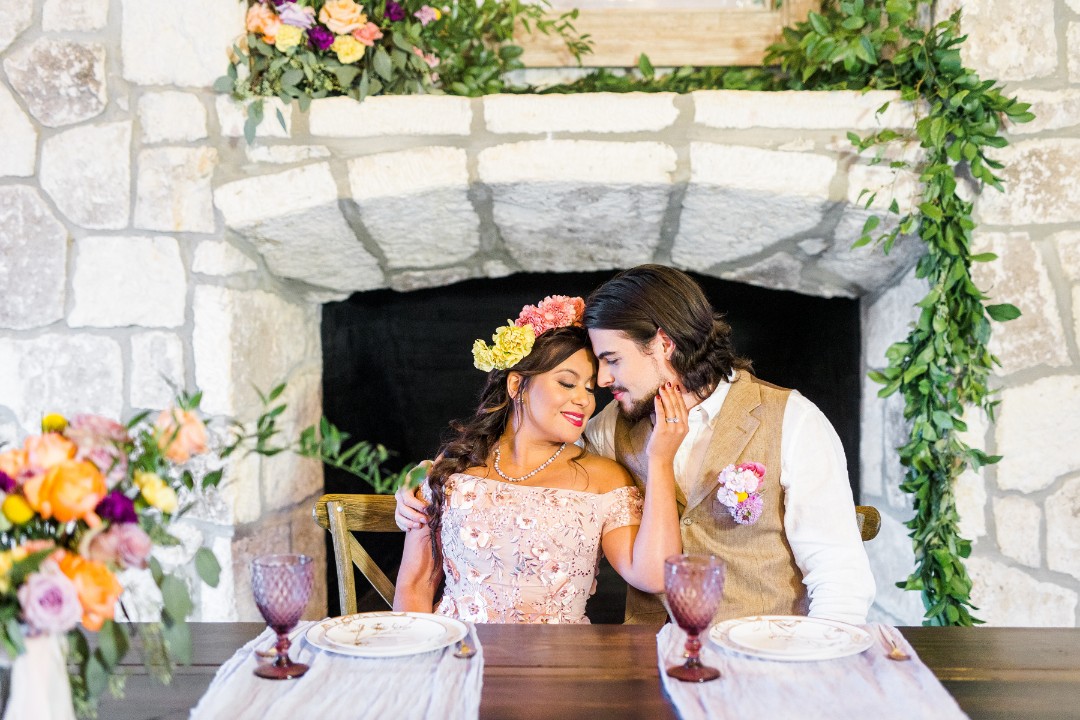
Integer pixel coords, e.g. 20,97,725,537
472,339,496,372
275,25,303,52
491,323,534,370
319,0,367,34
137,472,178,514
331,35,364,64
2,494,35,525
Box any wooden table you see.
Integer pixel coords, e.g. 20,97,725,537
100,623,1080,720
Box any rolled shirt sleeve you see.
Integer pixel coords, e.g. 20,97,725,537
780,391,876,625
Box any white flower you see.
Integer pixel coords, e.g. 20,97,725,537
516,514,537,530
460,520,492,551
450,478,479,510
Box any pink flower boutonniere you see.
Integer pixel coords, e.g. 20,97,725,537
716,462,766,525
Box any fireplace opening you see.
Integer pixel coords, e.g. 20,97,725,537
320,270,861,621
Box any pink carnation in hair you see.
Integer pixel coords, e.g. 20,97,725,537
515,295,585,337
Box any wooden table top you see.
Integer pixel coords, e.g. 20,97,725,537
100,623,1080,720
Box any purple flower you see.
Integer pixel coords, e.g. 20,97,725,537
384,1,405,21
17,567,83,635
0,470,15,493
277,2,315,29
413,5,438,25
308,25,334,51
732,494,763,525
96,491,138,524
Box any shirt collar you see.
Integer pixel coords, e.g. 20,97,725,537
690,372,736,425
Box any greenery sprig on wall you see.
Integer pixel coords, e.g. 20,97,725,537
222,0,1031,626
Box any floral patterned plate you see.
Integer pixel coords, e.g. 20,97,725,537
305,611,467,657
709,615,872,661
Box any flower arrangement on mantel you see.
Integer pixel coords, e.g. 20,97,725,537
218,0,589,142
0,386,417,718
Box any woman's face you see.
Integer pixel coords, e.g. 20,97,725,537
518,348,597,444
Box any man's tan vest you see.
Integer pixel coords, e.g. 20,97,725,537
614,371,809,626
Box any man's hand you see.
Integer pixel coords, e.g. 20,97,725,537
395,461,431,530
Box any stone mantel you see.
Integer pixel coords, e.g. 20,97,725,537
211,90,925,302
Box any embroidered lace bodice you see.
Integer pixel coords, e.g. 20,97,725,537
431,473,643,624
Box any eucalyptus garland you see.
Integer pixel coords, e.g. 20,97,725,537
547,0,1030,626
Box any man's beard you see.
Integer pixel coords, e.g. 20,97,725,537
617,387,659,423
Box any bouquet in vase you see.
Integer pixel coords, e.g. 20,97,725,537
0,395,227,717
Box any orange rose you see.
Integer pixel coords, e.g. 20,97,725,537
246,3,282,43
154,408,208,463
23,460,106,524
319,0,366,34
0,448,28,478
24,433,76,471
58,553,123,632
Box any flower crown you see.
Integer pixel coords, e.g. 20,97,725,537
472,295,586,372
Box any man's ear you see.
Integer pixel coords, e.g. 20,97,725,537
655,328,677,361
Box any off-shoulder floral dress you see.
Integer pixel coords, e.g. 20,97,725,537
430,473,644,624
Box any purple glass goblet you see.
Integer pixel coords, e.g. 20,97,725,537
664,554,725,682
251,554,314,680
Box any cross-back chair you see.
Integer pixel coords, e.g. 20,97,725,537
312,493,402,615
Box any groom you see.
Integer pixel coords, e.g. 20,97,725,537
397,264,874,625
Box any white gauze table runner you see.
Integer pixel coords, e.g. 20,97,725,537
657,623,969,720
190,621,483,720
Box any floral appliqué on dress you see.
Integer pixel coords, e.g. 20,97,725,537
433,473,643,624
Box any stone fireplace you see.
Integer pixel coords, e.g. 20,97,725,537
2,0,1079,627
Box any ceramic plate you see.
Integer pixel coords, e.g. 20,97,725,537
709,615,872,661
305,612,467,658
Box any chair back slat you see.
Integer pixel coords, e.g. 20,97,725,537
315,494,404,615
855,505,881,542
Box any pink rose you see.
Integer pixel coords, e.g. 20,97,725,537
154,408,208,463
113,523,152,569
352,21,383,47
17,564,83,635
87,523,153,569
24,433,77,472
86,526,121,564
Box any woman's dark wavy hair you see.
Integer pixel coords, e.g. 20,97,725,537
425,325,595,572
583,264,750,398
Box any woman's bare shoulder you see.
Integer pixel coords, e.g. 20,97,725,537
576,452,634,492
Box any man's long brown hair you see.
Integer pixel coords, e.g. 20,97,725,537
583,265,751,398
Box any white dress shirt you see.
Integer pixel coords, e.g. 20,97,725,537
585,382,876,625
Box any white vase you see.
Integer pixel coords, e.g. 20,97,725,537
1,634,76,720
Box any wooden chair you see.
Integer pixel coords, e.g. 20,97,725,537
855,505,881,541
312,493,402,615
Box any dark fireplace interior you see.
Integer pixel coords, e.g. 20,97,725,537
320,270,861,621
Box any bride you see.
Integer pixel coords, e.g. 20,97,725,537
393,296,685,624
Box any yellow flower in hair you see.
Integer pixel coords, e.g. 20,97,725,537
472,339,496,372
491,323,534,369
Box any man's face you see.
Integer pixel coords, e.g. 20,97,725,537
587,328,669,422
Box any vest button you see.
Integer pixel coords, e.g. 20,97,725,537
682,517,693,526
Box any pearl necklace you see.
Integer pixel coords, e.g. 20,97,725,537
493,443,567,483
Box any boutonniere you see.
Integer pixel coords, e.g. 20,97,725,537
716,462,766,525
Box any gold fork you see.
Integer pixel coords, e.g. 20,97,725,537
878,626,911,662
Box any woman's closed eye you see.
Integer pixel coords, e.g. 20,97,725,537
559,381,596,394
